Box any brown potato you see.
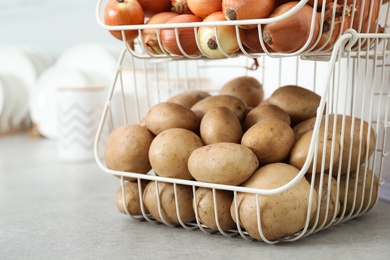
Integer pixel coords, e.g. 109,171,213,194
289,129,341,173
191,95,248,122
292,116,317,141
339,168,379,215
167,90,211,108
306,174,340,228
200,107,243,144
149,128,204,180
143,181,195,225
104,124,154,179
267,85,321,126
144,102,200,135
241,118,295,165
194,187,235,231
243,104,291,130
323,114,376,174
188,142,259,185
116,180,149,216
219,76,264,107
231,163,318,241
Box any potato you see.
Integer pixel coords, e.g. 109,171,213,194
289,129,341,173
306,174,340,228
144,102,200,135
194,187,235,231
219,76,264,107
267,85,321,126
231,163,318,241
104,124,154,179
325,115,376,174
143,181,195,225
241,118,295,165
149,128,204,180
115,180,149,216
200,107,243,144
339,168,379,215
188,142,259,185
292,116,317,141
243,104,291,131
167,90,211,108
191,95,248,122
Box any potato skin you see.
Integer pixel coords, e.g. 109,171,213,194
143,181,195,225
188,142,259,185
191,95,248,122
231,163,318,241
339,168,379,215
104,124,154,177
241,118,295,165
116,181,149,216
267,85,321,126
167,90,211,108
149,128,204,180
144,102,200,135
243,104,291,131
306,174,340,227
289,129,341,173
219,76,264,108
200,107,243,144
194,187,235,231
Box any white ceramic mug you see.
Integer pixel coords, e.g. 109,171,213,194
56,86,106,162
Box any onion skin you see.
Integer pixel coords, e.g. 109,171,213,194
242,27,274,53
138,0,172,17
337,0,381,34
197,11,244,58
187,0,223,19
314,2,351,50
171,0,193,14
160,14,203,55
222,0,274,29
262,2,321,53
104,0,145,43
142,12,179,54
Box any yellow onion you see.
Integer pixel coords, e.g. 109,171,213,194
142,12,179,54
263,2,321,53
160,14,203,55
197,12,244,58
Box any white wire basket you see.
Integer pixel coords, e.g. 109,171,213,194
96,0,389,60
94,31,390,243
95,0,390,243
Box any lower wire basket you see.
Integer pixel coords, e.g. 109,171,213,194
94,32,390,244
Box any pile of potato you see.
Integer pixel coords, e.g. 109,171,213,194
105,75,379,241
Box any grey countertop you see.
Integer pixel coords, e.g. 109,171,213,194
1,133,390,259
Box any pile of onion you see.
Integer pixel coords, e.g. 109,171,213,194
138,0,172,17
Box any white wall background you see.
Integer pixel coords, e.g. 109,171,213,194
0,0,120,61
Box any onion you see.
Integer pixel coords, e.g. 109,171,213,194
142,12,179,54
262,2,321,53
137,0,172,17
104,0,145,43
314,2,351,50
307,0,332,9
171,0,193,14
187,0,222,19
242,27,273,53
197,11,243,58
222,0,274,29
160,14,203,56
337,0,382,34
